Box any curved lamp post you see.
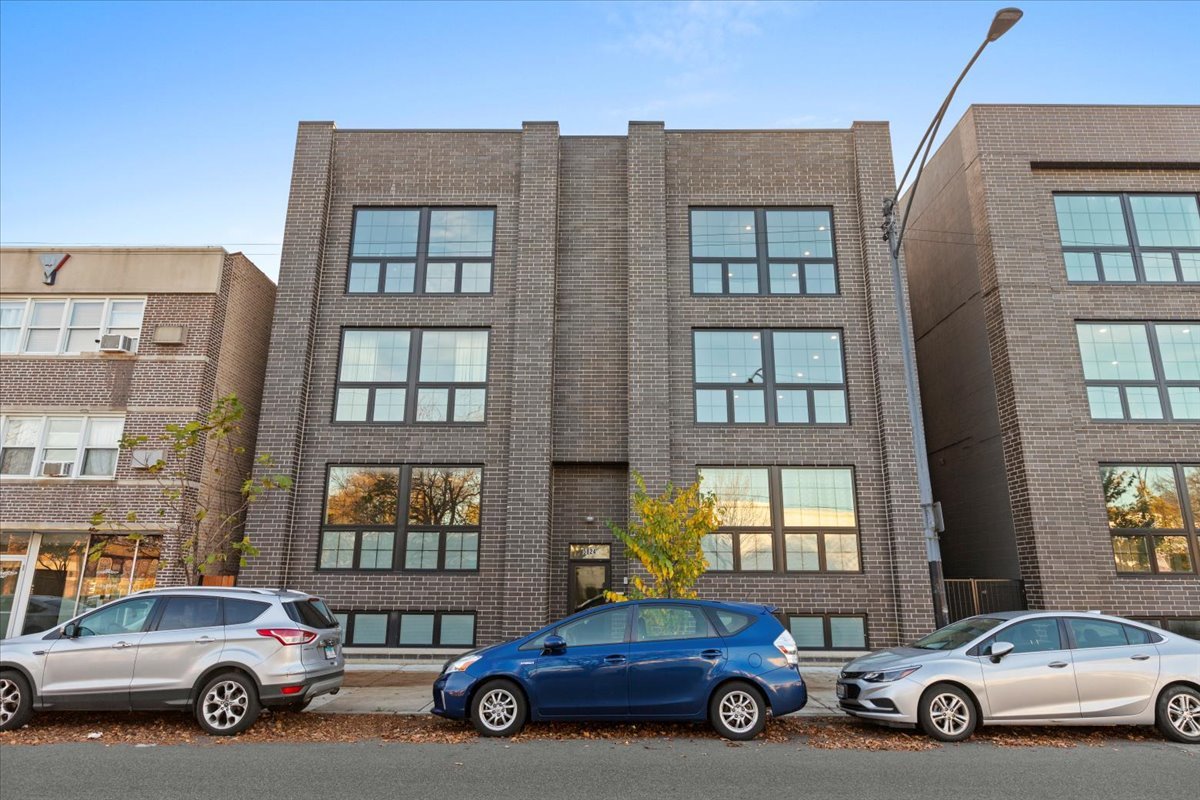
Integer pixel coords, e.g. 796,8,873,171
882,7,1022,629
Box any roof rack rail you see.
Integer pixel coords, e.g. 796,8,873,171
131,586,279,596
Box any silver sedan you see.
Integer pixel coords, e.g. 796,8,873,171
837,611,1200,743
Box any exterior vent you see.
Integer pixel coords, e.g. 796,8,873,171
152,325,185,345
40,462,73,477
99,334,134,353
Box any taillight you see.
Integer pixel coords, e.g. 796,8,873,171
774,630,799,667
257,628,317,646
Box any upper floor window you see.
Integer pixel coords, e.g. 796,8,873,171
347,208,495,295
693,329,847,425
1054,194,1200,283
690,208,837,296
335,328,489,424
0,414,124,479
0,297,145,355
1076,322,1199,421
1102,464,1198,575
698,466,860,574
319,464,482,572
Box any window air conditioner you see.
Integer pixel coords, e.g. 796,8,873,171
41,461,73,477
99,334,134,353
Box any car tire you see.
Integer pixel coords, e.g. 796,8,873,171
195,671,261,736
918,683,977,742
1156,685,1200,744
470,679,528,737
709,681,767,741
0,670,34,732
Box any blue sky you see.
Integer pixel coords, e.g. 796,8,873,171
2,0,1197,280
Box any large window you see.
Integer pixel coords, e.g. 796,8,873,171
0,297,145,354
1076,323,1199,421
347,208,495,295
690,208,837,296
788,615,868,650
1102,464,1198,575
0,415,124,478
319,465,481,572
699,466,860,573
1055,194,1200,283
332,610,477,648
335,328,489,424
693,330,847,425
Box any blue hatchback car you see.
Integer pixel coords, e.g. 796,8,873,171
432,599,807,740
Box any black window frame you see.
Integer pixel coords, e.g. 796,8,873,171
1076,321,1200,422
346,206,496,296
699,465,862,575
332,610,478,648
786,613,869,650
1101,462,1199,576
1054,192,1200,285
317,463,483,574
333,327,490,426
692,328,849,426
689,207,839,297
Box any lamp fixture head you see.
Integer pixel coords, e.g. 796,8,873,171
987,7,1023,42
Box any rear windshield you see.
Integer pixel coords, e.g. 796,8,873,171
284,598,338,629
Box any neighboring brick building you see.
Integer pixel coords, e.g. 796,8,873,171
242,120,937,656
903,105,1200,637
0,247,276,637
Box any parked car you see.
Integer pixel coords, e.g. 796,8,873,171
432,599,806,740
0,587,344,735
837,610,1200,743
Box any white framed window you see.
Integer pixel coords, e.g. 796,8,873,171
0,415,125,479
0,297,145,355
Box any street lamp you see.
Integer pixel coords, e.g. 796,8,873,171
882,7,1022,630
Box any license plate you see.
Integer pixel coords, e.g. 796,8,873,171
836,683,847,699
324,644,337,660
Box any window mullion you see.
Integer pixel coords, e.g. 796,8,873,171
1145,323,1172,421
397,466,412,568
762,331,776,425
33,415,49,477
416,209,431,295
406,330,422,423
769,468,783,573
755,209,769,294
75,418,89,478
1119,194,1146,282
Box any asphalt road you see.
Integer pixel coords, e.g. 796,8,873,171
2,738,1196,800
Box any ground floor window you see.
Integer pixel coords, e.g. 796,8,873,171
787,614,868,649
0,530,160,637
333,609,477,648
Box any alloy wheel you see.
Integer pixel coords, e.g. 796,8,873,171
1167,693,1200,739
929,692,971,737
0,678,20,728
478,688,518,732
719,690,759,734
203,680,249,731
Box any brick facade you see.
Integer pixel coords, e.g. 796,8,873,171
243,120,936,649
903,104,1200,618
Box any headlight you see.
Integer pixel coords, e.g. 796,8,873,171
862,666,921,683
443,654,481,674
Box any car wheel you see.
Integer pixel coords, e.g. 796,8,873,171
195,671,261,736
918,683,977,742
470,679,527,737
709,681,767,741
0,670,34,732
1157,685,1200,744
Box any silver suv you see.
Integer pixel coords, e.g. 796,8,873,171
0,587,343,735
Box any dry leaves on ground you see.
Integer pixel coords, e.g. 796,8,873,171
0,712,1167,750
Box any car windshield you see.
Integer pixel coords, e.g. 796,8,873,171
911,617,1005,650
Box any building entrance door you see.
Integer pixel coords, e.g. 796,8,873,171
567,543,612,613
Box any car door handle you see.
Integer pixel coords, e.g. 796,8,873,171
700,649,723,659
1130,654,1151,661
195,636,217,644
111,641,135,650
603,654,626,664
1047,661,1069,669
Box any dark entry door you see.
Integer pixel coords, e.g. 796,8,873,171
568,562,610,612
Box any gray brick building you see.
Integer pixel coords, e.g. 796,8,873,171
1,247,276,638
903,105,1200,637
243,120,938,656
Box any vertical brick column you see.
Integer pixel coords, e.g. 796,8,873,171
501,122,560,637
626,122,671,492
851,122,935,641
242,122,335,587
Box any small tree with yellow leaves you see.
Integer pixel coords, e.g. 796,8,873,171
605,472,720,601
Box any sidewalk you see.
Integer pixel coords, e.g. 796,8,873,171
309,665,844,717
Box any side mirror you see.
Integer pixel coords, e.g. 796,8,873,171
62,622,80,639
543,634,567,654
989,641,1015,662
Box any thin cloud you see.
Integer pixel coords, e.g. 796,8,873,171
613,1,797,65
